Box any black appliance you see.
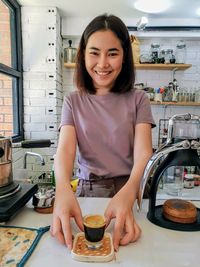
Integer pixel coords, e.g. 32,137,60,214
138,113,200,231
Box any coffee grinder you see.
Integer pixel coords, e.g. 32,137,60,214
138,113,200,231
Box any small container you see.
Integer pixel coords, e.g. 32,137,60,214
159,50,165,64
176,40,186,64
64,40,77,63
164,49,173,64
184,174,194,189
150,43,160,63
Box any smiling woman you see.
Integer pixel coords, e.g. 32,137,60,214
51,13,155,253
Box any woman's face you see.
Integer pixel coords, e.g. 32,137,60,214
85,30,124,94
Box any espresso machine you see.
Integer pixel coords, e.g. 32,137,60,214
0,137,51,222
138,113,200,231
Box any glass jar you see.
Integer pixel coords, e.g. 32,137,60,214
164,49,173,64
184,174,194,189
150,43,160,63
159,50,165,64
176,40,186,64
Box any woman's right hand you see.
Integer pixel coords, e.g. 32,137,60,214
50,186,84,250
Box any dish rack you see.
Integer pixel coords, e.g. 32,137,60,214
29,166,79,187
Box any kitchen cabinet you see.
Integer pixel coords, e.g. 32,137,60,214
64,62,192,70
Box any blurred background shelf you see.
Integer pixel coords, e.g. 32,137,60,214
135,63,192,70
64,63,192,70
150,101,200,106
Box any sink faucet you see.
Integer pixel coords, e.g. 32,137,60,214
23,151,45,169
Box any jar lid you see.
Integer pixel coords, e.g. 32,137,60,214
185,174,194,180
166,49,173,53
151,43,160,48
176,40,186,48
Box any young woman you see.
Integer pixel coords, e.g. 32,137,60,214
51,14,155,252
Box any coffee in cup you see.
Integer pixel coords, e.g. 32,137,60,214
83,214,106,249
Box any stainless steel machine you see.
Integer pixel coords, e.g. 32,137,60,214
0,137,51,222
138,113,200,231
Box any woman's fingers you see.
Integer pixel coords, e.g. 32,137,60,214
74,209,84,232
60,213,73,250
104,208,113,228
119,218,141,245
50,217,65,245
113,216,125,251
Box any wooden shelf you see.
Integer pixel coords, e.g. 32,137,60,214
135,63,192,70
150,101,200,106
64,62,76,68
64,62,192,70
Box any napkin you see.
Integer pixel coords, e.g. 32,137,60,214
0,225,50,267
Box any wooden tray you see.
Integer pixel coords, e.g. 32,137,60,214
71,232,114,262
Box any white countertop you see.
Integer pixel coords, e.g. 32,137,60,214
5,198,200,267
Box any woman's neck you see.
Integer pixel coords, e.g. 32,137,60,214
95,88,111,96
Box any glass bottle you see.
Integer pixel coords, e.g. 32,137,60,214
176,40,186,64
164,49,173,64
150,43,160,63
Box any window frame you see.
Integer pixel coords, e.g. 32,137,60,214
0,0,23,142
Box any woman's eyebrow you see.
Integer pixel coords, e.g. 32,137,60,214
108,48,120,52
88,47,100,51
88,47,120,52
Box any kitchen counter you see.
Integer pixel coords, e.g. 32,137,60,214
5,198,200,267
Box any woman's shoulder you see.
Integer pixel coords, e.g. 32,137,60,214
126,89,147,101
65,90,80,99
64,90,84,102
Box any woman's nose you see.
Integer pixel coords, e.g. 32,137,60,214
97,55,109,68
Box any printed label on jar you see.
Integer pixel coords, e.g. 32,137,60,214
184,174,194,189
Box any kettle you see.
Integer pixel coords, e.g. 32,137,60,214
64,40,77,63
0,136,13,187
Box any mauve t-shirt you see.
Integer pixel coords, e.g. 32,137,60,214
60,89,155,180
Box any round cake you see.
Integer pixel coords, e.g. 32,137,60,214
163,199,197,224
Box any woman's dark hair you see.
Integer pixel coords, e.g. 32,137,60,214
74,14,135,94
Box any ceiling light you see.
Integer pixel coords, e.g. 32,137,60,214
137,16,148,31
197,8,200,16
134,0,171,14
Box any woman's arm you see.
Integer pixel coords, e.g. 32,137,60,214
105,123,153,251
51,125,83,249
126,122,153,200
54,125,77,188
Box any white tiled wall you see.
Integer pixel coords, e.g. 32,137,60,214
13,7,63,178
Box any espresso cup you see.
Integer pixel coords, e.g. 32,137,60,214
83,214,106,249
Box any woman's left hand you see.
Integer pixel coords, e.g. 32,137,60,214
104,187,141,251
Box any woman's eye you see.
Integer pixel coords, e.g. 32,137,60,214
109,52,118,57
90,51,99,56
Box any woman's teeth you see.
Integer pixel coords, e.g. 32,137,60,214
95,71,111,75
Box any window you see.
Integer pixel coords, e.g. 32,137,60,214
0,0,23,142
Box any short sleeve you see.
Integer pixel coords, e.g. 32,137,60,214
59,95,74,129
135,92,156,128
